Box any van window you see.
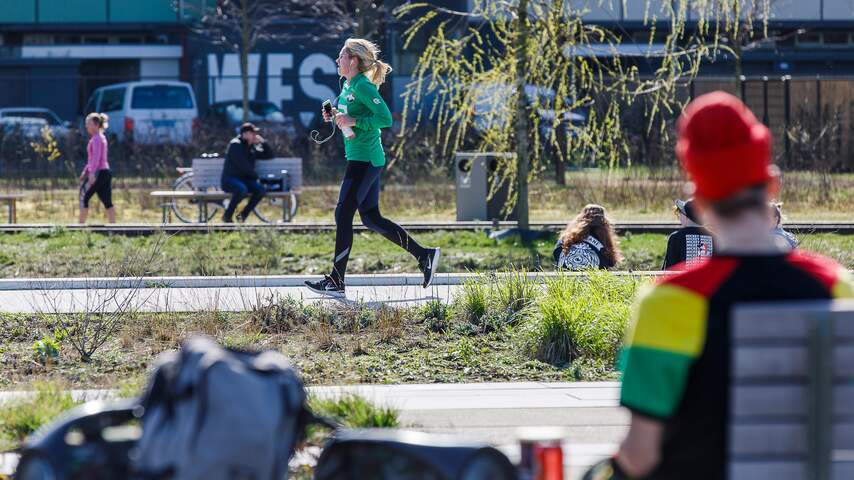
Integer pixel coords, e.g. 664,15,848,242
131,85,194,109
100,88,126,112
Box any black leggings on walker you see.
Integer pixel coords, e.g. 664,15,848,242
79,169,113,209
331,161,426,284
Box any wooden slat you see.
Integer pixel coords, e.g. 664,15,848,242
255,158,303,190
190,158,225,189
832,462,854,480
190,157,303,191
834,346,854,377
833,424,854,450
730,424,807,455
733,346,808,378
732,385,807,417
728,461,806,480
732,307,811,340
833,386,854,416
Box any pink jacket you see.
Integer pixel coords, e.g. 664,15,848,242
84,132,109,175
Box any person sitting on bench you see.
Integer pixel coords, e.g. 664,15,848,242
221,122,274,223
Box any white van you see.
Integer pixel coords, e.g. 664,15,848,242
84,81,198,144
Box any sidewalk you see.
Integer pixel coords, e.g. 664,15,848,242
0,382,624,478
0,284,458,313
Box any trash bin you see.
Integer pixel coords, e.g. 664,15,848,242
454,152,518,221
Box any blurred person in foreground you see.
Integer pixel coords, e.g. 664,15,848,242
79,113,115,224
221,122,273,223
584,91,854,480
661,198,714,270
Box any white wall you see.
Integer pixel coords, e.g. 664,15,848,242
140,58,180,79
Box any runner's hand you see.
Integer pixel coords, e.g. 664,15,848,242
335,113,356,129
322,107,339,123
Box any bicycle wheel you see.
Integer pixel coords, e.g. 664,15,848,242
170,173,222,223
253,192,299,224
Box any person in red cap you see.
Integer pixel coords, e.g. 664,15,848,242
584,91,854,479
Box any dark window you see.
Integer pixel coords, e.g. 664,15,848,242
796,31,821,45
131,85,194,109
824,31,849,45
100,88,126,112
83,36,109,45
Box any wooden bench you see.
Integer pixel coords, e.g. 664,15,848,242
0,193,24,223
729,300,854,480
151,157,302,223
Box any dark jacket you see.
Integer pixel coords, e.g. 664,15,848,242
662,226,714,270
222,136,274,180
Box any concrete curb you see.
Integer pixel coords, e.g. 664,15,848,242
0,271,669,291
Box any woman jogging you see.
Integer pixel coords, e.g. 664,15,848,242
79,112,115,224
305,38,440,298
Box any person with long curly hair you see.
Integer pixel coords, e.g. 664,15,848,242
553,204,622,270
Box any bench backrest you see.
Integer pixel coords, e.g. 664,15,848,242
190,157,303,191
729,300,854,480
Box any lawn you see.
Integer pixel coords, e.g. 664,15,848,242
4,169,854,223
0,229,852,278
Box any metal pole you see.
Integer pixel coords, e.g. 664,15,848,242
783,75,791,164
816,75,822,125
740,75,747,102
762,76,769,126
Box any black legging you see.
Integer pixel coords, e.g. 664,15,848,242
79,169,113,209
331,161,426,284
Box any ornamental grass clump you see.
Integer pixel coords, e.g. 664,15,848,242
518,271,644,366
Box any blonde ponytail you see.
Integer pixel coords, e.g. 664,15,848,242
86,112,109,131
344,38,392,87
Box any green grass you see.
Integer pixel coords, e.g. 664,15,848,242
0,382,81,450
517,271,642,366
1,229,853,278
309,394,400,429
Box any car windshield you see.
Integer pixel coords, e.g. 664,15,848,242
131,86,194,109
2,111,60,125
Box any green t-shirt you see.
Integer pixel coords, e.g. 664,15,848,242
337,73,392,167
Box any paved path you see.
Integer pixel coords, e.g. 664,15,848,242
0,272,668,314
0,382,624,478
0,284,459,313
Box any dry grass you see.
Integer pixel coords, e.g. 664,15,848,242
4,170,854,224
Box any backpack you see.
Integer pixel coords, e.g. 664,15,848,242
132,336,312,480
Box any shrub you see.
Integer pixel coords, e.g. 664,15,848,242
452,279,488,326
421,300,450,332
518,271,644,366
309,394,400,429
0,382,80,450
492,269,539,321
251,295,312,333
376,306,406,342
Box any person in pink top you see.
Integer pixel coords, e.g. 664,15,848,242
79,112,116,223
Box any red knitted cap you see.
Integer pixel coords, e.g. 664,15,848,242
676,91,773,201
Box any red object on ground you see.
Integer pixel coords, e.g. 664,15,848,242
534,443,564,480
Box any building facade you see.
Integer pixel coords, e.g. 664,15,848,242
2,1,854,126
